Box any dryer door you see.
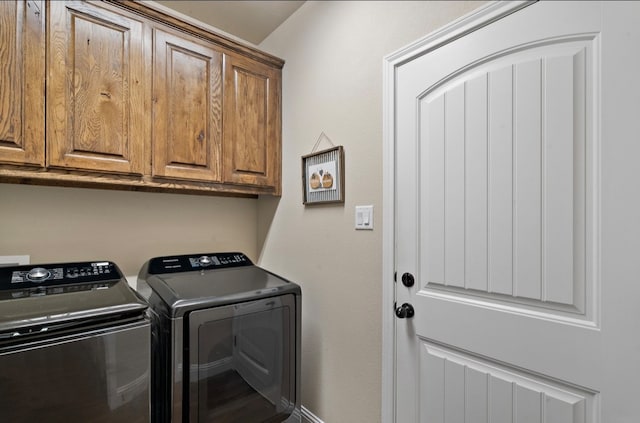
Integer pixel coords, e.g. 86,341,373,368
187,294,296,423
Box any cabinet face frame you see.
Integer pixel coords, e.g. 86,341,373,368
46,1,148,175
0,0,46,167
151,26,223,183
223,52,282,194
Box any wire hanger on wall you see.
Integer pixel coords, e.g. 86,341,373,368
310,131,336,153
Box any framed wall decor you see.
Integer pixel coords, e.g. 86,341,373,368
302,146,344,205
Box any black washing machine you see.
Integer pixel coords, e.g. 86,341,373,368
0,260,151,422
136,252,301,423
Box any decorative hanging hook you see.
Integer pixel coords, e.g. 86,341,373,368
311,131,335,153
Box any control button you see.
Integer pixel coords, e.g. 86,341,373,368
26,267,50,282
198,256,212,266
52,268,64,280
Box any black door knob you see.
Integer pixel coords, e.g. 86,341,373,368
395,303,415,319
401,272,415,287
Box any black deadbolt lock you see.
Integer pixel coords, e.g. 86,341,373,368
401,272,415,287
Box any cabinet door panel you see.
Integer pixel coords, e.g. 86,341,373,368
223,54,281,192
152,28,222,182
0,0,45,166
47,1,146,175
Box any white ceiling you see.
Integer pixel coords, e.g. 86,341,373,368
155,1,305,45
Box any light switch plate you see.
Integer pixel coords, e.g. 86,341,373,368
355,205,374,230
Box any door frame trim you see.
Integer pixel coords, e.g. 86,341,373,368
381,1,535,421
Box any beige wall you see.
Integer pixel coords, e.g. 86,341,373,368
0,183,258,276
257,1,483,422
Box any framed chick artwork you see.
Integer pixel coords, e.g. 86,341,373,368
302,145,344,205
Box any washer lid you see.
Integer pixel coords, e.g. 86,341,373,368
139,253,301,317
0,261,147,336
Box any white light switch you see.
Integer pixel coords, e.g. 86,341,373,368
355,205,374,230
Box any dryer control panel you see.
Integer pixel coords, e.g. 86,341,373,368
148,252,253,274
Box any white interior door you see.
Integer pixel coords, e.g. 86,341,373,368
393,1,640,422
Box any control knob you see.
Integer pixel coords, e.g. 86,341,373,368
27,267,50,282
198,255,212,266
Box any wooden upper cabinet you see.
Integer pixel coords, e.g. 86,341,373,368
223,53,281,193
152,27,222,182
0,0,283,196
0,0,45,166
47,1,147,175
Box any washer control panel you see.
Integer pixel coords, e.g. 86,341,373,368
148,252,252,274
0,261,120,296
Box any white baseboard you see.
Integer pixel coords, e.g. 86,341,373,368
301,405,324,423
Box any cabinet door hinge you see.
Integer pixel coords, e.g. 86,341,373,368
394,271,397,282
